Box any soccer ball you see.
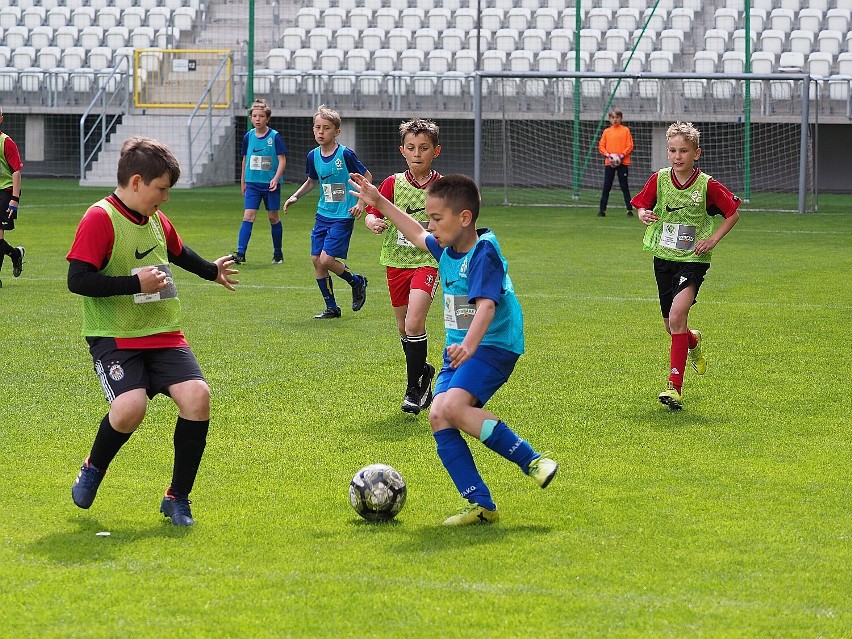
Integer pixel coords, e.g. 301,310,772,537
609,153,622,167
349,464,407,522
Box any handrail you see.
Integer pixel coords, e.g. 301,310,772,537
79,58,132,181
186,52,234,186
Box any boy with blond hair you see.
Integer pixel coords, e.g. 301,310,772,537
284,106,371,319
633,121,741,410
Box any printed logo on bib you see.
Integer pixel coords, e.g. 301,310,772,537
659,223,697,251
444,294,476,330
131,264,178,304
397,221,429,247
322,183,346,203
249,155,272,171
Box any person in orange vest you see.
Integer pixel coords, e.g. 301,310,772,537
597,109,634,218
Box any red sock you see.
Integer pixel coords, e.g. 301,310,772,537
669,332,689,392
687,328,697,349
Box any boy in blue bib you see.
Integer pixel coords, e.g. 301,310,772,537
351,172,558,526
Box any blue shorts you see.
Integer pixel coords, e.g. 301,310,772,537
434,345,520,408
244,182,282,212
311,214,355,259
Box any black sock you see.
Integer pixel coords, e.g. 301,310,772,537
404,333,428,389
88,413,132,471
169,416,209,497
337,264,357,286
0,239,12,256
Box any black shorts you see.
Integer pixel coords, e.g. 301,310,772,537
87,337,206,403
653,257,710,319
0,190,15,231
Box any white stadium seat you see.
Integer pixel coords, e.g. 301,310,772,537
266,48,291,72
714,7,738,32
333,27,358,52
121,7,147,31
319,49,344,72
47,7,71,29
347,8,372,32
400,49,424,73
427,49,452,74
789,30,815,55
96,7,121,29
817,30,843,56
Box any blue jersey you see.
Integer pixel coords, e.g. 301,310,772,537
306,144,368,220
426,229,524,355
242,128,287,185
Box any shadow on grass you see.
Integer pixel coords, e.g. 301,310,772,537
26,515,192,565
392,522,554,553
629,405,732,430
358,412,426,442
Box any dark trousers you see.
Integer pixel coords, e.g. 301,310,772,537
599,164,632,213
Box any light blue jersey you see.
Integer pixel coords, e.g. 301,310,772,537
427,229,524,355
308,144,361,219
242,128,286,185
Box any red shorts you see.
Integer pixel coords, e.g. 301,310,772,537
386,265,439,307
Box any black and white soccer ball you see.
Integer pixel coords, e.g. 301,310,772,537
349,464,407,522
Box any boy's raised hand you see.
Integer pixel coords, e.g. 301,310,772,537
348,173,381,209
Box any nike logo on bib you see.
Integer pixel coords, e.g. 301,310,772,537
320,173,334,180
405,205,425,216
135,246,157,259
665,204,689,212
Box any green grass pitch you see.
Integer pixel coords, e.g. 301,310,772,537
1,179,849,637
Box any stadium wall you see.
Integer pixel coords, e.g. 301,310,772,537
5,113,851,194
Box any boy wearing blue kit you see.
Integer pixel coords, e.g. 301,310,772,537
284,106,371,319
232,99,288,264
351,173,558,526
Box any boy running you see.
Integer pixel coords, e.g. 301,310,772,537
350,173,558,526
632,121,740,410
365,118,441,415
283,106,371,319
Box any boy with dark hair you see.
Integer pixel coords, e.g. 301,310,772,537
0,107,25,285
364,118,441,415
232,98,288,265
67,136,239,526
283,106,371,319
633,121,740,410
597,109,634,218
351,172,558,526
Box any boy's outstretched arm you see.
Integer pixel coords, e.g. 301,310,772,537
349,173,429,251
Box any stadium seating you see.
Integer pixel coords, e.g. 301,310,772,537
7,0,852,115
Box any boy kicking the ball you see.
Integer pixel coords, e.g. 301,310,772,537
351,173,558,526
632,121,740,410
67,137,239,526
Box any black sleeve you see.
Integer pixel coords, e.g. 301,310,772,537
169,244,219,282
67,259,141,297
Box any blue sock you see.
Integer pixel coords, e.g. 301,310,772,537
271,221,283,255
482,420,538,474
237,220,253,254
434,429,495,511
317,276,337,309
